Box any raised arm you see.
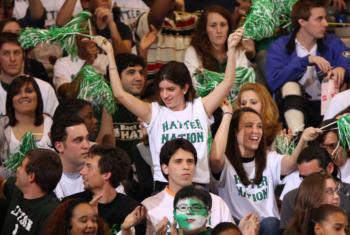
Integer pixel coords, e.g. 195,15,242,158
93,36,152,123
280,127,322,175
28,0,45,20
56,0,77,26
148,0,175,29
95,108,115,145
210,100,233,174
202,28,243,117
0,177,6,199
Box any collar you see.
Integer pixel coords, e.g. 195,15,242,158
165,186,176,197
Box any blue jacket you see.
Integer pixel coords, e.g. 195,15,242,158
266,33,350,93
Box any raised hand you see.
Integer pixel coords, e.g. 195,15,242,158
227,27,244,50
93,35,113,54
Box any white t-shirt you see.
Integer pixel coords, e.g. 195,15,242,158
13,0,82,27
212,151,283,220
53,54,109,91
142,187,233,234
8,114,53,156
279,171,301,200
54,172,84,200
113,0,148,31
146,98,213,184
183,45,251,89
0,78,58,117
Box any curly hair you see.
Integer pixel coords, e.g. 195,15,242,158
190,5,233,72
236,83,281,147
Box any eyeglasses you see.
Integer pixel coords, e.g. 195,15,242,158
175,204,207,213
324,184,342,196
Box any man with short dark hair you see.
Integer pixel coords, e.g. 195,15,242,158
280,145,350,230
50,115,90,199
266,0,350,133
69,144,145,234
142,138,233,234
0,148,62,235
0,32,58,117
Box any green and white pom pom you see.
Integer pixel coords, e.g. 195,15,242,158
194,67,255,102
275,133,296,155
5,132,37,171
337,115,350,150
76,64,117,114
243,0,297,40
19,11,92,58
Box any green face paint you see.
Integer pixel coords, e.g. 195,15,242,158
174,198,208,232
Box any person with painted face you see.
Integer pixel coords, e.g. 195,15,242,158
172,185,212,235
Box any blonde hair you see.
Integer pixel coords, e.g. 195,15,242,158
236,83,281,146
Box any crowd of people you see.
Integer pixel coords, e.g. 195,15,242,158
0,0,350,234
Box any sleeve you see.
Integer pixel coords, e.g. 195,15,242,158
211,157,229,188
280,190,297,229
135,11,150,42
213,195,234,224
116,21,133,41
4,177,19,200
53,59,72,90
43,84,59,117
145,102,159,132
266,151,284,186
266,37,309,93
183,46,201,88
328,36,350,81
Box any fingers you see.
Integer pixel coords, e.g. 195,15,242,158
156,217,168,235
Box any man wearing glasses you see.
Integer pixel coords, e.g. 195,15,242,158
279,145,350,230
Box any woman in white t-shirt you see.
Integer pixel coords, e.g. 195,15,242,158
0,76,52,177
210,105,321,235
94,30,242,190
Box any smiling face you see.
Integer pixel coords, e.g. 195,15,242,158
236,112,263,157
206,12,229,48
174,197,208,233
120,65,145,96
12,82,38,115
70,203,98,235
159,79,188,111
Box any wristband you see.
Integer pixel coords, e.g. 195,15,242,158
223,112,233,116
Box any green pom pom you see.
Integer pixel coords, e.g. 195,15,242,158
19,11,92,58
76,65,117,114
5,132,37,171
275,134,296,155
194,67,255,102
337,115,350,149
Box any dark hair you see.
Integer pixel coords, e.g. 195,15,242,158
308,205,348,235
291,0,327,31
25,148,62,193
44,198,106,235
0,18,21,34
6,75,44,126
212,222,242,235
89,144,131,188
0,32,21,49
191,5,233,72
116,53,145,75
160,138,198,180
173,185,212,211
50,115,86,152
53,99,91,122
155,61,197,105
287,172,335,235
226,107,266,186
297,144,340,180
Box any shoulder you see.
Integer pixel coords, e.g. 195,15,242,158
142,191,166,209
